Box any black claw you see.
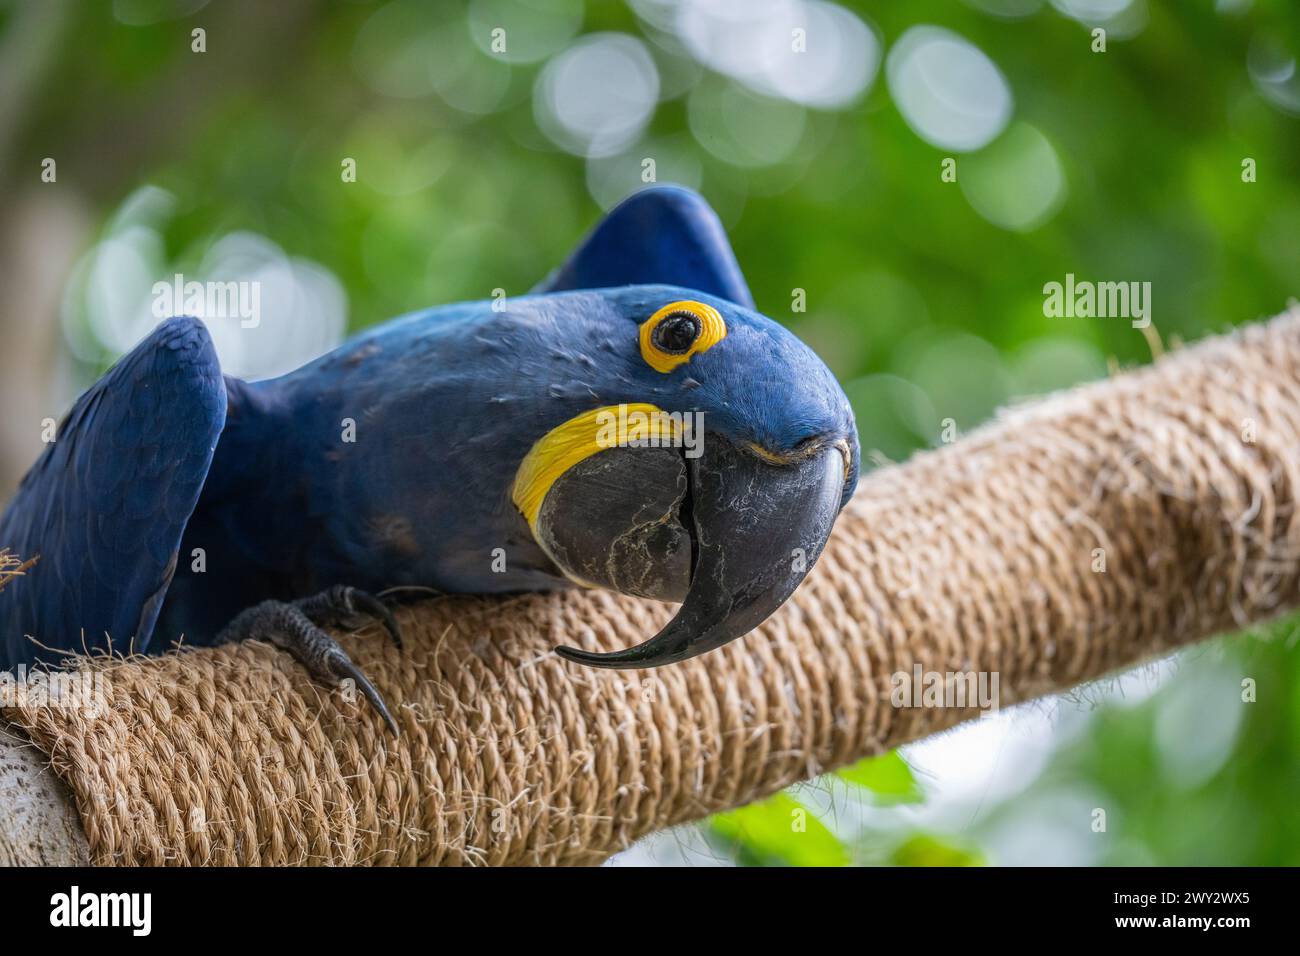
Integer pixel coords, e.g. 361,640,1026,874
331,651,399,735
349,589,403,649
555,645,613,667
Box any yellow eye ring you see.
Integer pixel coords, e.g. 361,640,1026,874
638,300,727,373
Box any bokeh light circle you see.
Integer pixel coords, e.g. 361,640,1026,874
886,25,1013,152
675,0,879,109
534,34,661,158
960,122,1066,232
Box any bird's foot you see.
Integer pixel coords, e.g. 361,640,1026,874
295,585,403,648
216,586,402,734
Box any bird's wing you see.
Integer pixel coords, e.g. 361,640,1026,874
534,185,754,307
0,316,226,666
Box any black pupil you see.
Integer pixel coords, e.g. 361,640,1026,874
654,312,700,353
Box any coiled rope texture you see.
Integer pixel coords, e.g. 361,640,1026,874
4,309,1300,865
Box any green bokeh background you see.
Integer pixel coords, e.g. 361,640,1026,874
2,0,1298,865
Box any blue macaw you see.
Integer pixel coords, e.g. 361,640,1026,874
0,186,859,733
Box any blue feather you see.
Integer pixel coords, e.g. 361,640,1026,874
535,186,754,307
0,316,225,664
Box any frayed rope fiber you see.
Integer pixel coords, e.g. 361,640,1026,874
6,309,1300,865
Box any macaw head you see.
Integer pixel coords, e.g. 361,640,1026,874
511,282,859,669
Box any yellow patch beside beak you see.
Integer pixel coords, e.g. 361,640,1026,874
511,403,683,531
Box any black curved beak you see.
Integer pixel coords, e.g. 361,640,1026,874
555,437,846,669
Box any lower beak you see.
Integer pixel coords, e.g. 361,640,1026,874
555,437,846,669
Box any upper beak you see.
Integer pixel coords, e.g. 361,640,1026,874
555,436,846,669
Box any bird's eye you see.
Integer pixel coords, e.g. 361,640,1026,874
652,312,700,353
639,300,727,373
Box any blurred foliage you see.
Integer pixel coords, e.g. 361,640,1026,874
713,793,850,867
836,751,924,806
983,627,1300,866
887,834,985,867
4,0,1300,865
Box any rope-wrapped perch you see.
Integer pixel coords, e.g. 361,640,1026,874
4,308,1300,865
